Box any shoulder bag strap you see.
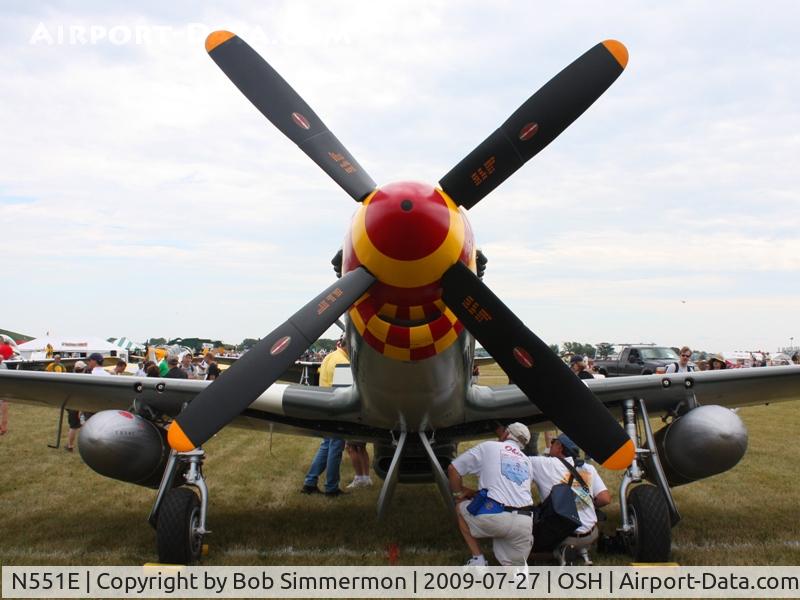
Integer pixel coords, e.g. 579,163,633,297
555,456,589,493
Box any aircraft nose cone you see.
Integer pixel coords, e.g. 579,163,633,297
365,182,451,261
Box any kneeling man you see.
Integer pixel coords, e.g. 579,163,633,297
530,434,611,564
448,422,534,566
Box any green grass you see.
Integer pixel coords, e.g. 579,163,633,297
1,364,798,566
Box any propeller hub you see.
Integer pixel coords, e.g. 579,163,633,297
364,182,451,261
343,181,476,361
346,181,473,289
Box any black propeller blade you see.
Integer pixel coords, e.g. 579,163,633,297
441,261,634,470
439,40,628,210
205,31,377,202
167,267,375,451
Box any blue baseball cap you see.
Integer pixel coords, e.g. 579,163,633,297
556,434,580,458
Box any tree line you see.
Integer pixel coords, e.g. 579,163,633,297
547,342,616,359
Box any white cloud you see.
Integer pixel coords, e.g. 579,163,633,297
1,2,799,351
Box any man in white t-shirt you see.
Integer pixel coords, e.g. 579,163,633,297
529,434,610,565
448,422,534,566
87,353,111,376
665,346,695,373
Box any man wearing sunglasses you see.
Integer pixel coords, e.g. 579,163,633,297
665,346,695,373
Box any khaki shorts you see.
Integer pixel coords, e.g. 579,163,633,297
458,501,533,566
560,524,598,551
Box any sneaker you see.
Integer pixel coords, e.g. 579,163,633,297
579,548,593,566
464,556,488,567
324,488,347,497
346,477,374,489
558,546,579,566
300,485,320,494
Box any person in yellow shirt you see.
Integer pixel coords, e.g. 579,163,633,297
318,342,349,386
301,338,349,497
45,354,67,373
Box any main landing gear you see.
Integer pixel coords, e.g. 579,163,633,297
617,398,679,563
149,448,209,564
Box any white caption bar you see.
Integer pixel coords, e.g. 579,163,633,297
3,566,800,598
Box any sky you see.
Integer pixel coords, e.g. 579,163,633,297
1,1,798,353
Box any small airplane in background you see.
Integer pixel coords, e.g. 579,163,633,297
2,32,799,566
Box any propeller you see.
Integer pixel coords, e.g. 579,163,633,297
205,31,377,202
188,32,633,468
167,267,375,451
439,40,628,210
441,261,634,470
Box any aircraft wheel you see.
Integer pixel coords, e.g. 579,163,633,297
625,484,671,562
156,487,203,564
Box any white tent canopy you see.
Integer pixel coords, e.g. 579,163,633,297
16,335,128,361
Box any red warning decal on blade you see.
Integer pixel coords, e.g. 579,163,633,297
291,112,311,130
513,347,534,368
270,336,292,356
518,122,539,141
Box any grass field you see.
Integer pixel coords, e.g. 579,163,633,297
1,365,799,566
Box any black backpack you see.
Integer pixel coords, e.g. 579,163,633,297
531,457,589,552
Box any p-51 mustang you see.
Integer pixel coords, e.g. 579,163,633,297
2,32,799,565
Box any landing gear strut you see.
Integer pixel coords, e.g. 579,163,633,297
617,398,678,562
149,448,210,564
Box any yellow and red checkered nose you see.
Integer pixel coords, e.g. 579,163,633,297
342,181,476,361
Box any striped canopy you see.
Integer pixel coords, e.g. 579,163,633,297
111,337,144,351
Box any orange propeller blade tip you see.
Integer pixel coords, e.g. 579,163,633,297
602,39,628,69
600,438,636,470
205,30,236,53
167,421,197,452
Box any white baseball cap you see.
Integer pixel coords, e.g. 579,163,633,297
505,422,531,446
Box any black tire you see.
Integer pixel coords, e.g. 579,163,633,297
626,484,671,562
157,487,203,564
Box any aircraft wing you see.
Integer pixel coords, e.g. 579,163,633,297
0,370,384,441
458,366,800,438
5,367,798,444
